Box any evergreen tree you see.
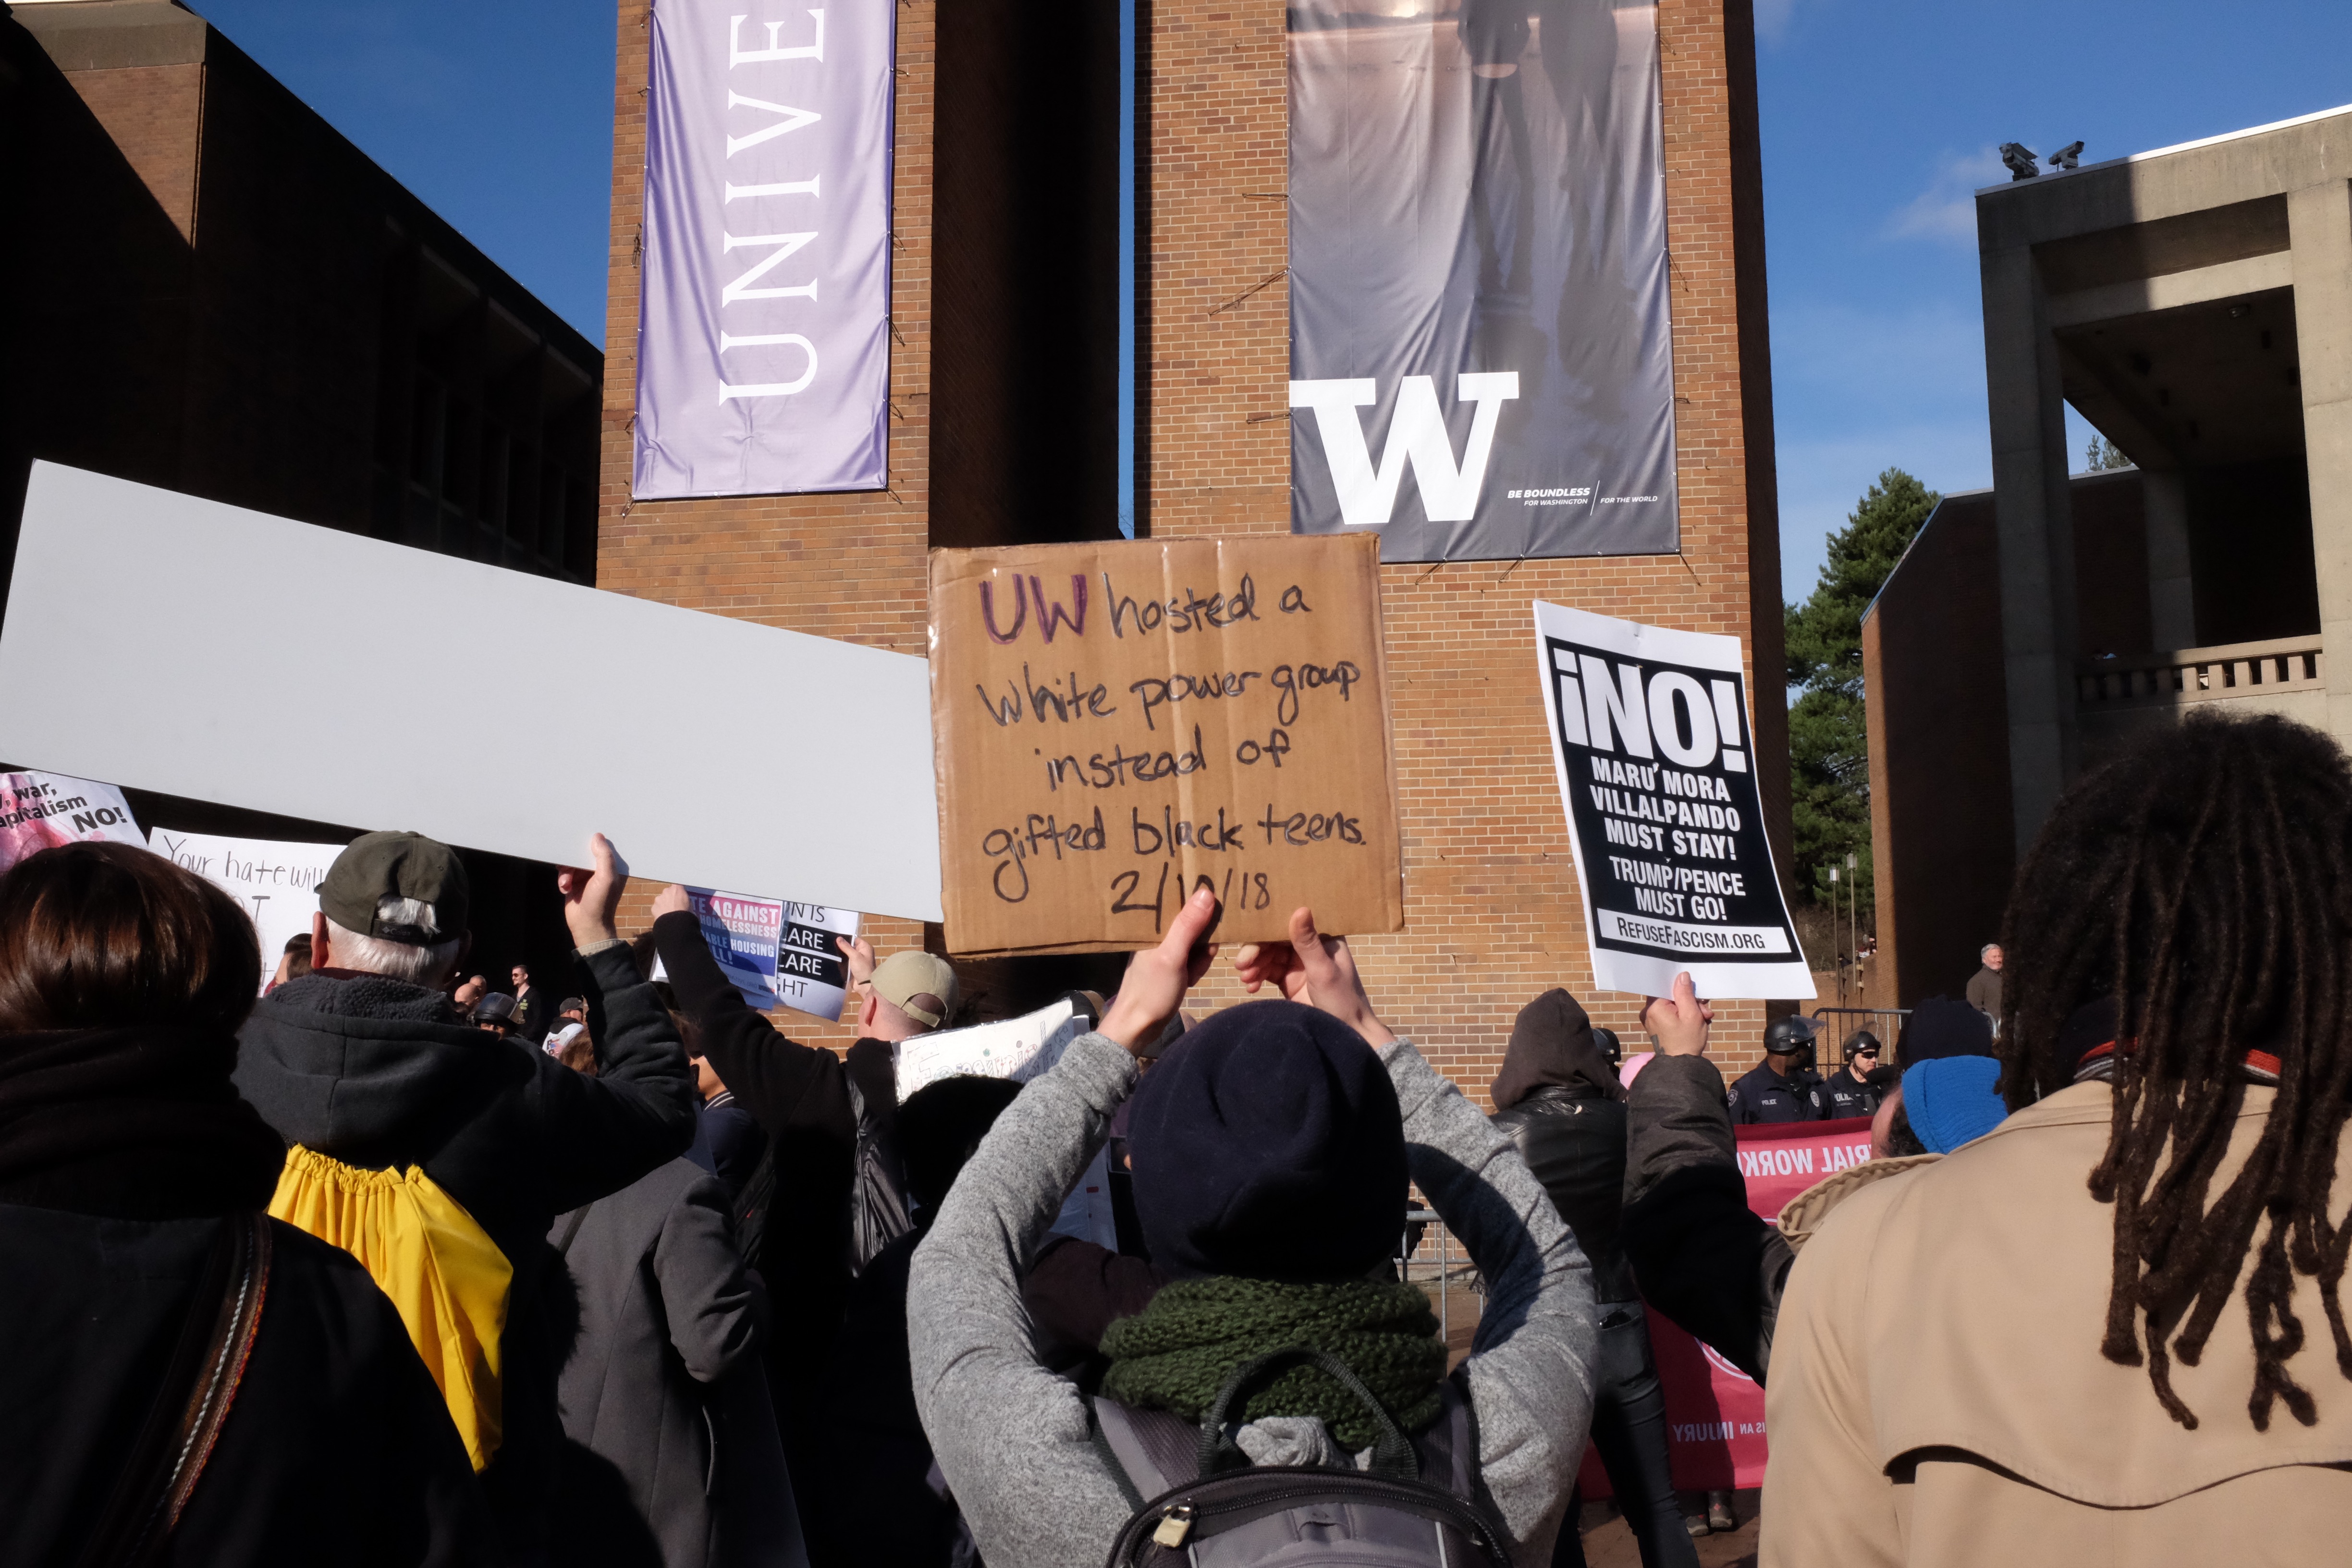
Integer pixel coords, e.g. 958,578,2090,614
1785,468,1939,910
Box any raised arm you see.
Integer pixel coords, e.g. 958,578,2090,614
530,837,696,1213
649,893,851,1148
1618,975,1792,1384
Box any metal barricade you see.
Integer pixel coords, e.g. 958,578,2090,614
1807,1005,1911,1057
1397,1207,1478,1344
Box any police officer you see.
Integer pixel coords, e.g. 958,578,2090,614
1727,1015,1825,1123
1818,1030,1885,1119
1592,1027,1623,1071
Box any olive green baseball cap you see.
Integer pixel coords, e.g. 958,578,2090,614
318,831,470,945
870,950,959,1030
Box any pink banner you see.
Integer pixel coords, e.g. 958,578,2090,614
1579,1115,1873,1495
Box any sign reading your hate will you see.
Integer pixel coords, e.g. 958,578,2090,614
930,536,1403,955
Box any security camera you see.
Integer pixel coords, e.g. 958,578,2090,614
1999,143,2041,181
2048,140,2084,171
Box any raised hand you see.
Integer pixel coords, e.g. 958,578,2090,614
1098,886,1220,1055
1642,970,1714,1057
836,932,878,992
557,833,632,947
1232,906,1396,1049
651,883,693,920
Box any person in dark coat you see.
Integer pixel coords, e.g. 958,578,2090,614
647,888,955,1497
1488,989,1696,1568
0,842,494,1567
1726,1015,1825,1123
1816,1031,1884,1120
685,1051,766,1207
234,831,697,1564
549,1156,805,1568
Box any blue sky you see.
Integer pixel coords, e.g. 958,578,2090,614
194,0,2352,602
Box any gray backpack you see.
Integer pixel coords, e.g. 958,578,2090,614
1088,1347,1511,1567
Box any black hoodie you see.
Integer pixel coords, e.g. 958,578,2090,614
1486,988,1637,1301
233,941,696,1558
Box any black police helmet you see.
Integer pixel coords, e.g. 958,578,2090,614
1591,1027,1622,1066
1842,1029,1882,1061
1764,1015,1818,1056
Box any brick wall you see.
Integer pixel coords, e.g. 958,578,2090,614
1141,0,1788,1092
600,0,1790,1086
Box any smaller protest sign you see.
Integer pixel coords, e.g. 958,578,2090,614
148,830,345,993
894,995,1090,1102
0,770,144,875
777,902,860,1022
1532,600,1813,999
657,892,862,1020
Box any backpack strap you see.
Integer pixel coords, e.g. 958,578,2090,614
1198,1346,1419,1482
1085,1398,1149,1512
75,1210,272,1568
1410,1373,1477,1503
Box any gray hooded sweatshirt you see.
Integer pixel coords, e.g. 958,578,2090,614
906,1031,1596,1568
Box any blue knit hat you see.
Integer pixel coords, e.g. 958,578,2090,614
1127,999,1406,1283
1901,1055,2008,1153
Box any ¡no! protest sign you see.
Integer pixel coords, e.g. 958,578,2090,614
1532,601,1813,999
930,536,1403,955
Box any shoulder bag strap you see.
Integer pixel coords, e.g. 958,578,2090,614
1198,1346,1419,1482
75,1210,273,1568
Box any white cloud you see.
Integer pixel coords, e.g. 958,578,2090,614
1754,0,1800,45
1885,148,2007,244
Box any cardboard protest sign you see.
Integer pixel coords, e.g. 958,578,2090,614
0,770,144,874
148,830,344,993
1532,601,1813,999
0,463,941,922
930,537,1403,955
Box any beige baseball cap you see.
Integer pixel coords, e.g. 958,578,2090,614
870,950,959,1030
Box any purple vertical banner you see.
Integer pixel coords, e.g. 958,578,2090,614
633,0,895,499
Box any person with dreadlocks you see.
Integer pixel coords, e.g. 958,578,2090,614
1760,711,2352,1565
906,891,1595,1567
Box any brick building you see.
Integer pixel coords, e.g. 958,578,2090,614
600,0,1790,1091
0,0,605,984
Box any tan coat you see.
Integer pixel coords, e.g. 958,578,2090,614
1761,1081,2352,1566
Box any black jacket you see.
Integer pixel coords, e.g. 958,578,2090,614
649,912,898,1463
1818,1064,1881,1121
1489,1086,1637,1303
0,1204,494,1566
685,1090,767,1206
1727,1060,1823,1124
233,943,697,1555
1620,1054,1791,1384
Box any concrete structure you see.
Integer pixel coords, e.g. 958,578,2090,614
1974,106,2348,854
0,0,606,982
1867,104,2352,1005
600,0,1792,1089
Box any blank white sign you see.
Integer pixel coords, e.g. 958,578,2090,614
0,463,943,921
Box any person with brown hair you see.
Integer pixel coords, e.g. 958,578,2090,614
1761,711,2352,1564
0,842,492,1566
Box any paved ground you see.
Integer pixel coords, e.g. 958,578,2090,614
1571,1493,1760,1568
1424,1280,1762,1567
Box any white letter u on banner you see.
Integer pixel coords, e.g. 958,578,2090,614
718,333,818,400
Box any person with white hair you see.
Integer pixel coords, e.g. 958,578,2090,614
1965,942,2004,1026
233,829,697,1562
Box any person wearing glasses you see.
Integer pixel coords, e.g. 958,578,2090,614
1818,1031,1886,1120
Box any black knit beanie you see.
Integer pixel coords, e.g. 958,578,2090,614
1127,999,1406,1283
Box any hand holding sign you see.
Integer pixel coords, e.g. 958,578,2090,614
558,833,631,947
837,932,877,994
1099,886,1220,1056
1233,906,1398,1050
1642,971,1714,1057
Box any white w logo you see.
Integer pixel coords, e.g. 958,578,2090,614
1289,373,1520,528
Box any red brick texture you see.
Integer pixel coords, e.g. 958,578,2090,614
600,0,1788,1084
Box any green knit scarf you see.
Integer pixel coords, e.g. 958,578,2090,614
1098,1277,1446,1451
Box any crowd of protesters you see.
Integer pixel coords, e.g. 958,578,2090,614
6,710,2352,1566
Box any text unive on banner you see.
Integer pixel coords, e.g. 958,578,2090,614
1532,600,1813,999
1287,0,1677,562
929,537,1404,956
633,0,894,499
